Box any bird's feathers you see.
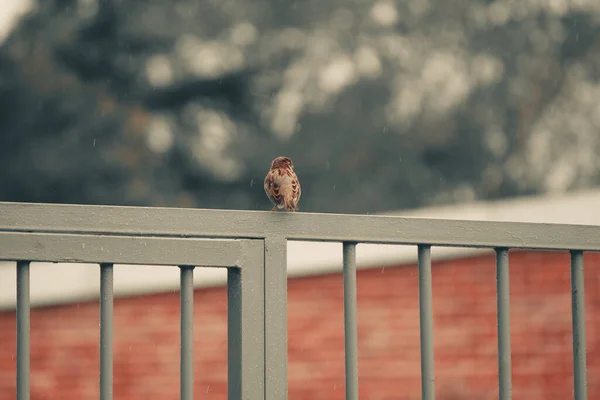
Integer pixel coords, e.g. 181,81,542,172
264,158,301,212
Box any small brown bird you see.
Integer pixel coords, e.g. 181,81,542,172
264,156,301,212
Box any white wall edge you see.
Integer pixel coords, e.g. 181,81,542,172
2,188,600,310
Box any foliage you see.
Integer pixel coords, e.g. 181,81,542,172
1,0,599,213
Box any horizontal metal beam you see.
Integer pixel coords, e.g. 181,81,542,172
1,201,600,250
0,232,244,266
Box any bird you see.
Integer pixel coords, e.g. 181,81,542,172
264,156,301,212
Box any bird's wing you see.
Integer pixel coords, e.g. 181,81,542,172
264,171,283,205
292,175,301,203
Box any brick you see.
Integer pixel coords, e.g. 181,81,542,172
1,250,600,399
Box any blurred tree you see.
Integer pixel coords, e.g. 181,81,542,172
0,0,599,213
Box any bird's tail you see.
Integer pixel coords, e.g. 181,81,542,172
284,198,297,211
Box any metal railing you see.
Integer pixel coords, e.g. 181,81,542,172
1,201,597,400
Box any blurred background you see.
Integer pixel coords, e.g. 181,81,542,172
2,0,600,212
2,0,600,399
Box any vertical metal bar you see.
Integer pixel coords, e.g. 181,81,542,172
264,237,288,400
180,265,195,400
228,240,266,400
496,248,512,400
418,245,435,400
570,251,587,400
100,263,113,400
16,261,30,400
343,242,359,400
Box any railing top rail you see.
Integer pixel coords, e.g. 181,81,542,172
1,201,600,250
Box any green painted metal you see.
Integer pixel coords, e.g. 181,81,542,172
264,237,288,400
228,241,265,400
496,249,512,400
2,201,600,249
100,263,113,400
1,201,597,400
570,251,587,400
343,242,359,400
0,232,244,266
418,245,435,400
180,266,195,400
16,261,30,400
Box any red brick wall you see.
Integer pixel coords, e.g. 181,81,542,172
1,250,599,399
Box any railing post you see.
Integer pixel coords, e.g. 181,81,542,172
264,237,288,400
16,261,30,400
179,265,195,400
570,251,587,400
100,263,114,400
495,248,512,400
343,242,359,400
228,240,265,400
418,245,435,400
